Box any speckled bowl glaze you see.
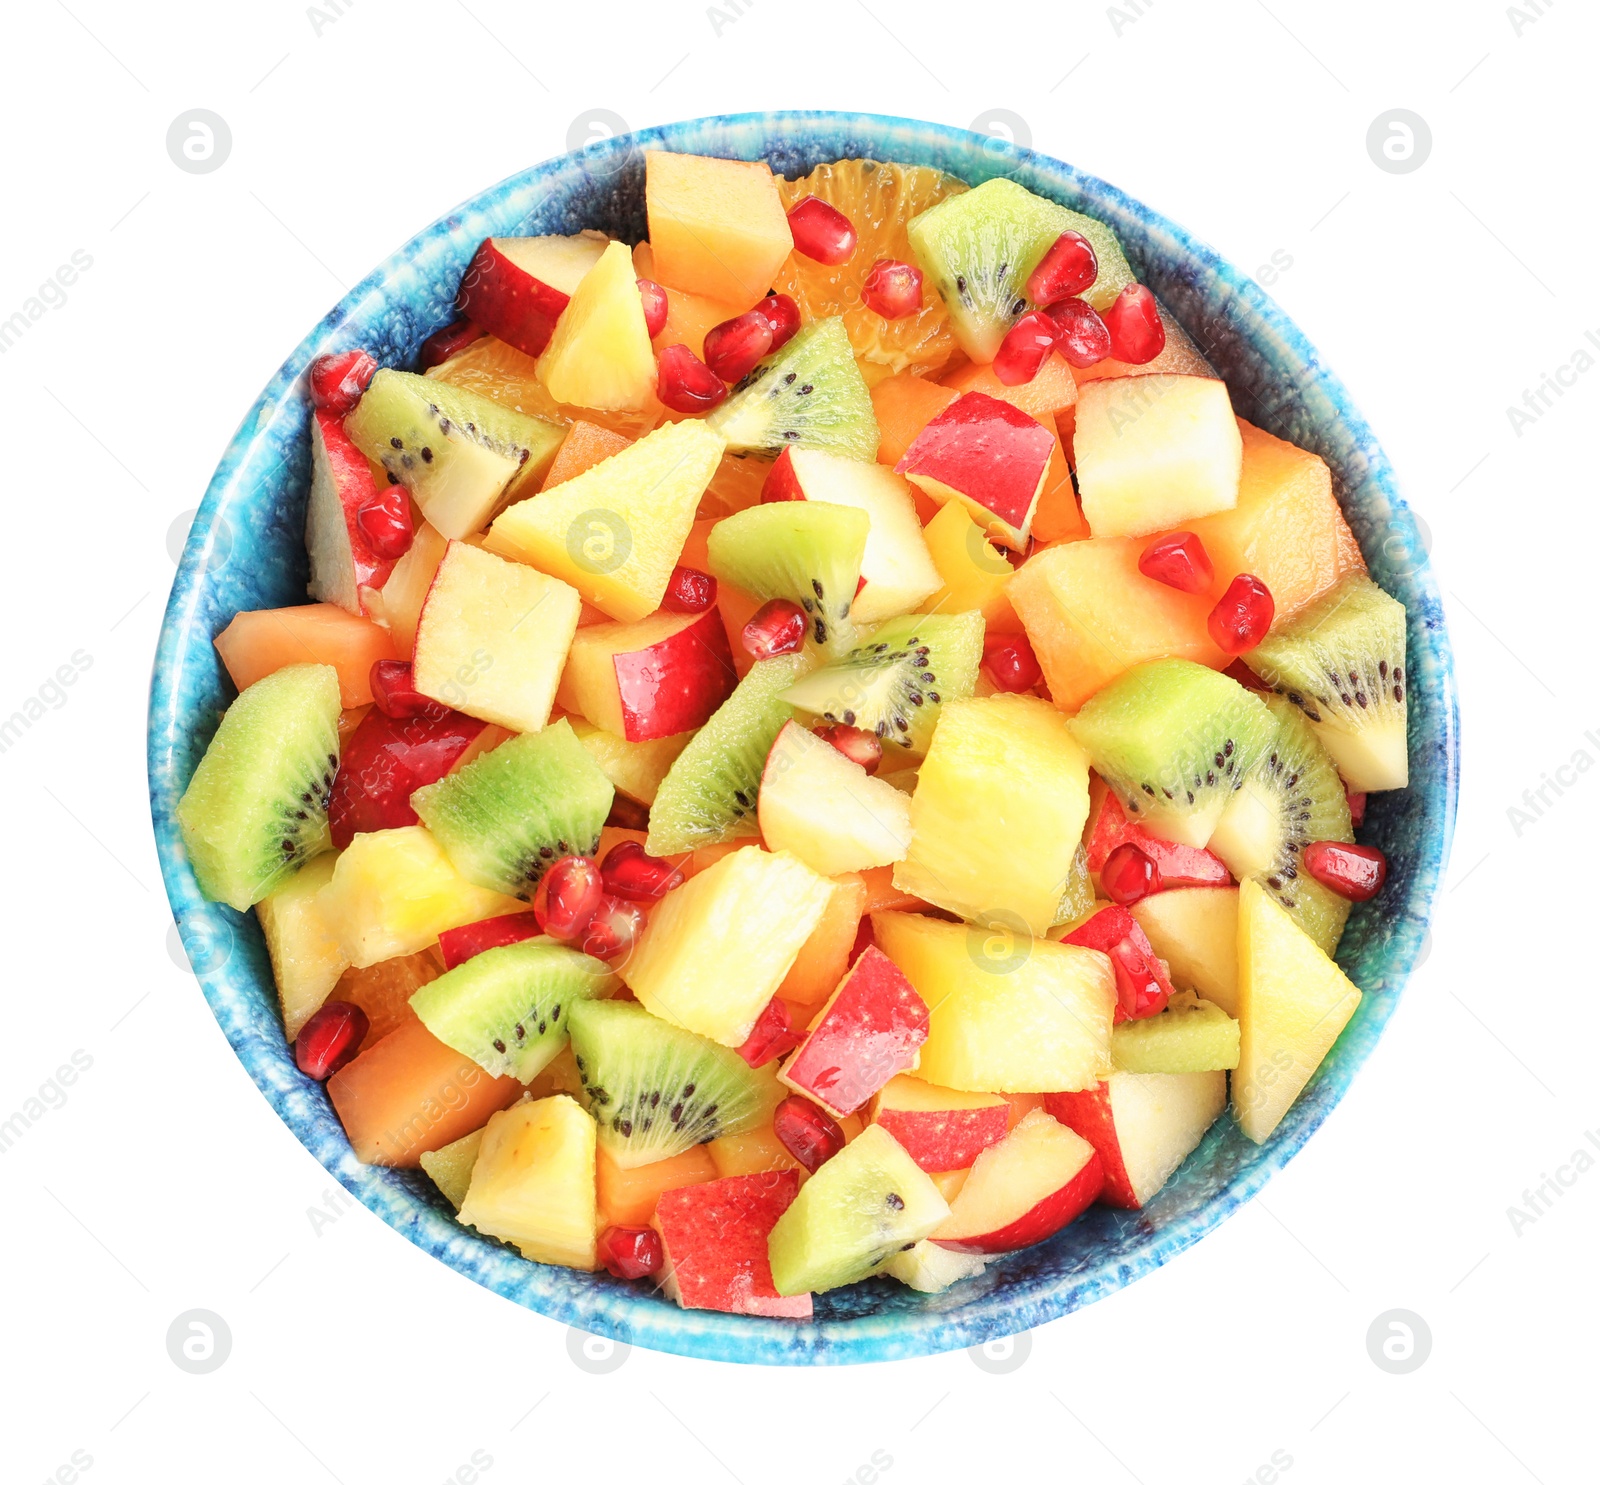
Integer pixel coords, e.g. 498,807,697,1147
149,111,1457,1365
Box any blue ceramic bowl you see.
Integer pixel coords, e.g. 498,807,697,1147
149,111,1458,1365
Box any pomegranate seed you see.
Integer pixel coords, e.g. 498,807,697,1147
786,196,857,265
755,293,801,353
703,309,774,383
578,896,646,961
601,840,685,902
1045,297,1111,368
532,855,604,941
661,564,717,613
982,632,1042,693
992,311,1059,387
369,659,449,720
355,487,414,560
742,598,808,659
295,1000,369,1081
637,278,669,339
597,1224,663,1280
1346,790,1368,828
1303,841,1387,902
308,350,377,414
1027,231,1099,306
606,795,651,831
1208,574,1275,654
735,998,802,1068
655,343,727,413
1139,532,1214,594
813,723,882,774
1101,842,1158,906
1106,937,1170,1021
1103,284,1166,364
849,914,876,963
773,1094,847,1173
761,447,806,503
418,319,484,369
861,259,923,319
437,911,543,970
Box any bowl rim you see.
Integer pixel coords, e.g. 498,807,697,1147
148,109,1459,1365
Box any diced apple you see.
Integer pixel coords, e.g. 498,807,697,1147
931,1107,1102,1252
1130,886,1240,1014
375,521,448,657
653,1170,811,1317
455,231,609,358
870,1074,1008,1172
884,1239,987,1293
1083,782,1232,887
1045,1070,1226,1208
255,852,348,1037
1073,375,1242,538
305,408,396,616
536,240,657,411
412,541,581,733
917,499,1023,635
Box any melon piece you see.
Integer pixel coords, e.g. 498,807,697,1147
654,1170,811,1317
621,845,834,1046
707,1123,806,1179
894,694,1090,937
872,910,1115,1092
458,1095,598,1268
486,419,724,622
327,1016,522,1166
1032,432,1088,544
568,716,693,806
917,500,1023,634
1007,538,1226,711
1130,887,1240,1014
535,240,657,412
412,541,581,733
305,408,395,617
633,241,744,358
942,355,1078,426
419,1127,483,1210
214,603,398,709
779,872,869,1006
375,522,448,657
455,231,609,358
858,864,929,915
1074,376,1243,539
885,1239,987,1293
596,1144,717,1228
256,852,348,1038
758,720,912,877
333,948,440,1048
870,372,959,469
543,419,633,488
645,150,793,310
317,825,526,968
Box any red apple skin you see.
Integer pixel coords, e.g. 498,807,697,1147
1062,905,1174,1023
652,1171,811,1318
437,911,544,971
1084,787,1231,887
874,1100,1010,1173
760,447,806,503
455,239,572,357
1043,1087,1139,1208
612,607,737,742
932,1149,1105,1253
780,947,930,1119
310,409,397,609
735,997,802,1068
327,707,486,850
894,392,1055,531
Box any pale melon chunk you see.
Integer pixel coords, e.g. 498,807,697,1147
536,240,657,411
884,1238,987,1293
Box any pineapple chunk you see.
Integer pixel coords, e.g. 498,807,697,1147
621,845,834,1046
535,240,657,411
567,715,692,805
917,499,1023,634
256,852,348,1037
872,910,1115,1092
419,1128,484,1211
894,695,1090,937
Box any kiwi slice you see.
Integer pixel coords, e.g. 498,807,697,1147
1069,659,1276,849
1111,990,1240,1074
1246,574,1410,793
907,177,1135,362
706,502,870,654
176,663,341,912
781,612,985,757
566,998,780,1168
410,938,615,1082
705,317,879,461
1052,844,1095,928
646,653,811,856
1207,693,1353,954
410,719,613,899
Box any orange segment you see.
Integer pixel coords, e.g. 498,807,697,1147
214,603,398,708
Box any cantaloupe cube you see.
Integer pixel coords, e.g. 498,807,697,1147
536,240,657,412
1007,537,1226,711
1032,432,1087,543
633,242,744,358
214,603,399,708
543,420,633,488
645,151,793,310
942,355,1078,426
779,872,869,1006
870,372,960,474
596,1144,717,1228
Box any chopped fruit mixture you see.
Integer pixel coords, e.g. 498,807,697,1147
177,149,1409,1316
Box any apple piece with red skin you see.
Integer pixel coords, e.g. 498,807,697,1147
778,946,929,1119
735,997,803,1068
651,1170,812,1318
1044,1069,1225,1209
557,608,737,743
327,706,486,850
1062,904,1175,1023
930,1108,1103,1253
306,408,398,617
1084,781,1232,888
894,392,1055,552
454,232,608,358
436,911,544,971
870,1074,1009,1172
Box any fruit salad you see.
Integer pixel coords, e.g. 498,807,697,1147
177,149,1407,1316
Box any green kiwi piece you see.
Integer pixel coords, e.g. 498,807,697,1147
645,654,812,856
706,501,870,654
410,719,613,899
1069,659,1276,849
1207,692,1353,954
1246,573,1410,793
566,998,781,1168
907,177,1135,361
780,612,985,757
176,662,341,912
410,939,616,1082
1111,990,1240,1073
705,317,879,461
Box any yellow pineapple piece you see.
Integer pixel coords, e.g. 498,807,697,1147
918,500,1023,634
419,1128,483,1211
564,715,692,805
535,240,658,412
256,852,348,1038
707,1123,807,1179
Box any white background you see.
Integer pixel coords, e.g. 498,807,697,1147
3,1,1594,1481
